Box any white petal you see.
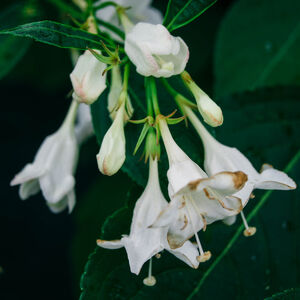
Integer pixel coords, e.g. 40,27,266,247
222,215,237,226
10,163,45,186
167,240,199,269
97,238,124,249
75,104,94,144
19,179,40,200
47,196,68,213
256,166,297,190
67,189,76,213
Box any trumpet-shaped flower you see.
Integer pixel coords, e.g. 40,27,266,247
75,103,94,144
184,106,297,225
96,100,126,175
125,22,189,78
95,0,162,41
181,72,223,127
10,100,79,213
107,66,134,121
70,50,107,105
153,119,247,254
97,157,199,275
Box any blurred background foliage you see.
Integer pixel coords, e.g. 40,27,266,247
0,0,299,299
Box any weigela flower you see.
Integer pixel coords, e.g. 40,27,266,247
96,97,126,175
184,106,297,226
181,71,223,127
107,66,134,121
75,103,94,144
125,22,189,78
153,118,247,259
95,0,162,41
70,50,107,105
10,100,79,213
97,157,199,275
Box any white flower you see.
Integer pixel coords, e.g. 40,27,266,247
97,157,199,275
70,50,107,105
10,100,79,213
153,118,247,255
95,0,163,41
181,72,223,127
184,106,297,225
125,22,189,78
96,99,126,175
107,66,133,121
75,103,94,144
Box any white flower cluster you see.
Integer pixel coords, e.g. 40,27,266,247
10,0,296,285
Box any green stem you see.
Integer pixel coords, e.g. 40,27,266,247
149,77,160,116
187,149,300,300
96,18,125,40
145,78,154,117
122,64,130,92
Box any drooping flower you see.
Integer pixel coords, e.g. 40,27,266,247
107,66,134,121
96,97,126,175
183,105,297,231
70,50,107,105
152,118,247,260
97,156,199,275
181,71,223,127
95,0,163,41
10,100,79,213
125,22,189,78
75,103,94,144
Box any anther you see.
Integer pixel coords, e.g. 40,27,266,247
240,211,256,237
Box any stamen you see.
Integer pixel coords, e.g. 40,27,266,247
143,258,156,286
185,197,211,263
240,211,256,237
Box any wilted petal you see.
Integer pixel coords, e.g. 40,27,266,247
97,239,124,249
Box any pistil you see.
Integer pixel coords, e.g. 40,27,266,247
143,258,156,286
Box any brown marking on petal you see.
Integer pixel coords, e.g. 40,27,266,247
197,251,212,263
96,239,121,245
179,199,186,208
180,215,188,230
232,171,248,189
204,110,223,127
167,233,185,249
200,214,207,231
181,71,193,84
260,163,273,173
203,188,215,200
188,178,202,191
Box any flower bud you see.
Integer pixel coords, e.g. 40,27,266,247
70,50,107,105
181,72,223,127
96,101,126,175
125,22,189,78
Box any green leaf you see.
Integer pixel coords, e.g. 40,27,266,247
163,0,217,31
83,86,300,299
0,2,40,80
0,20,112,50
214,0,300,97
266,288,300,299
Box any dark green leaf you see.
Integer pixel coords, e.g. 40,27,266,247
0,2,40,80
214,0,300,97
83,86,300,299
0,20,112,50
164,0,217,31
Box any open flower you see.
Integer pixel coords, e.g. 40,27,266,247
97,157,199,275
10,100,79,213
95,0,162,41
70,50,107,105
181,72,223,127
125,22,189,77
184,106,297,228
96,98,126,175
153,118,247,260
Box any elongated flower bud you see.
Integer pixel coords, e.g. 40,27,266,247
96,101,126,175
70,50,107,105
181,72,223,127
